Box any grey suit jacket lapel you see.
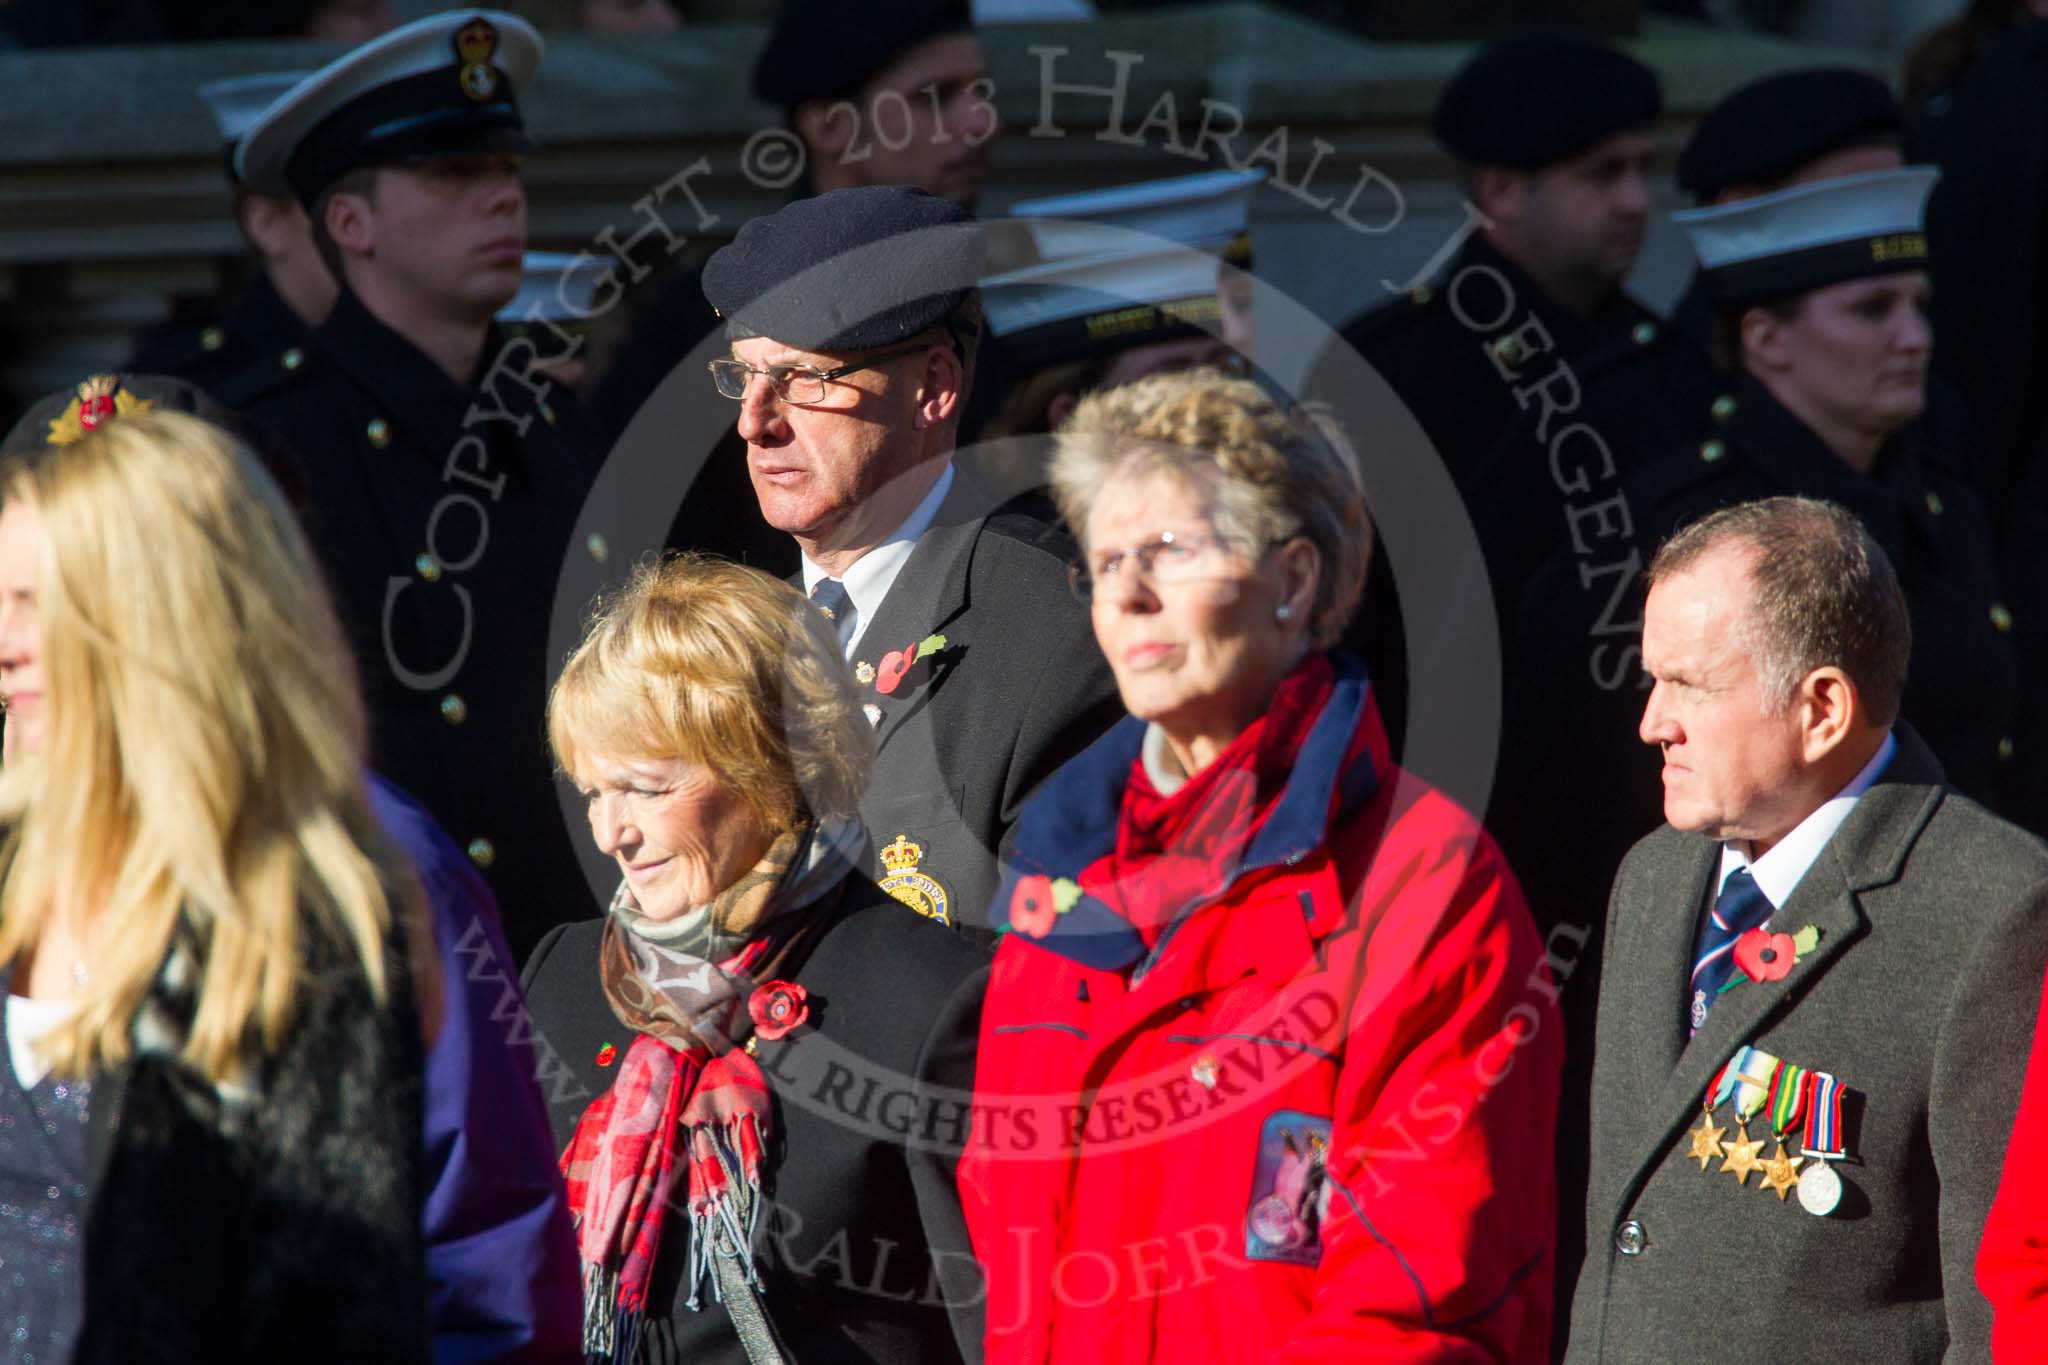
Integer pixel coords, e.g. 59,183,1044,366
853,487,982,753
1612,726,1946,1202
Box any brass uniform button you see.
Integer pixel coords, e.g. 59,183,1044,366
1699,439,1726,464
1992,603,2014,633
439,693,467,725
1999,737,2016,762
1925,490,1944,516
539,400,556,426
415,553,441,582
200,326,225,353
1493,335,1524,366
466,838,496,869
1615,1220,1647,1256
1710,394,1738,422
366,417,391,449
1631,321,1657,346
1410,284,1433,306
585,533,608,563
281,346,304,371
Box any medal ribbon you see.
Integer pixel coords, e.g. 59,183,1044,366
1729,1045,1780,1120
1802,1071,1846,1159
1766,1060,1807,1135
1707,1059,1736,1111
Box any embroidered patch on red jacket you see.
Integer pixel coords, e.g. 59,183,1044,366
1245,1109,1332,1265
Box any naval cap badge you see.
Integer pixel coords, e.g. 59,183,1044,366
454,17,500,102
877,832,952,927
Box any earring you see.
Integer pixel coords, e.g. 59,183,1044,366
1275,604,1292,622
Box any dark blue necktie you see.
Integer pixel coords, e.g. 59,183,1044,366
809,578,853,645
1688,867,1774,1035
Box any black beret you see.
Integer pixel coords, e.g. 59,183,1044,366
1432,32,1662,170
3,373,311,514
703,186,985,353
752,0,971,109
1678,68,1902,200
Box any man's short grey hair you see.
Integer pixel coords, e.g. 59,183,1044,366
1646,496,1911,724
1048,368,1372,649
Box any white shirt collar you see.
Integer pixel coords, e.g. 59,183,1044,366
1716,729,1898,908
800,461,955,659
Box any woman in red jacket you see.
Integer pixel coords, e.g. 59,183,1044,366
959,368,1564,1363
1978,965,2048,1357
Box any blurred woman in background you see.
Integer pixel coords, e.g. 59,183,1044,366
0,408,436,1362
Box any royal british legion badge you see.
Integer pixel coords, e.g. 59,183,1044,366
877,833,952,927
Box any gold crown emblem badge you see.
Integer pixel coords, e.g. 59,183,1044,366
47,374,152,446
454,18,500,102
876,833,953,926
879,834,924,874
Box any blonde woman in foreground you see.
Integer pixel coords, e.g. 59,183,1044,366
0,409,437,1363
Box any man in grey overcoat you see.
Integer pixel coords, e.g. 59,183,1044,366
1568,496,2048,1362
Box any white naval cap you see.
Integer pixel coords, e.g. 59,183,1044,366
497,252,611,326
237,10,543,207
199,72,311,156
1673,165,1941,307
983,168,1262,365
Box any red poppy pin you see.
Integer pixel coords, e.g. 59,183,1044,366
595,1042,617,1067
749,980,809,1041
1732,928,1798,982
1007,873,1082,938
874,633,948,697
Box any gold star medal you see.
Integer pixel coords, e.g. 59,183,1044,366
1719,1120,1766,1185
1686,1109,1728,1171
1759,1140,1804,1201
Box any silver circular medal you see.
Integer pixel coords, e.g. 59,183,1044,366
1797,1160,1842,1216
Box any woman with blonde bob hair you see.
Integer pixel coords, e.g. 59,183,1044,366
522,553,988,1365
960,368,1564,1361
0,408,436,1362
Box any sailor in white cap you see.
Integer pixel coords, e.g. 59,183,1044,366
220,11,606,961
127,71,331,394
971,168,1262,452
1496,166,2027,1004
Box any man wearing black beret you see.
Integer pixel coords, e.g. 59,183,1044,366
703,184,1122,940
1316,32,1663,502
216,11,607,960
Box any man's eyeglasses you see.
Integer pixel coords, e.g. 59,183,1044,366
708,341,935,404
1067,530,1243,601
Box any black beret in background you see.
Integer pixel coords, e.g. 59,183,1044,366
1431,31,1663,169
752,0,971,108
1677,67,1902,201
703,186,985,353
2,373,312,515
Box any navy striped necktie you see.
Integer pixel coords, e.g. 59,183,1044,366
1689,867,1773,1035
809,577,853,643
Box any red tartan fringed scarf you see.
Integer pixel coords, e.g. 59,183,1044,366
561,1033,775,1360
559,818,859,1362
